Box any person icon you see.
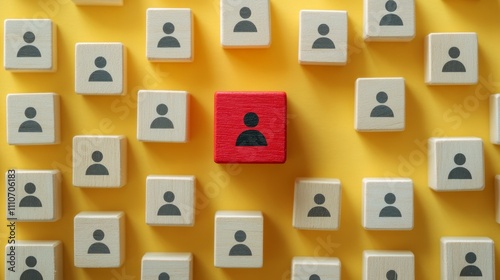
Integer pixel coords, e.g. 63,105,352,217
88,229,110,254
379,193,402,217
19,183,42,207
460,252,482,276
20,256,43,280
442,47,466,72
235,112,267,146
89,56,113,82
150,104,174,129
307,193,331,217
229,230,252,256
157,191,182,216
18,107,43,132
386,270,398,280
309,274,321,280
85,151,109,175
157,22,181,48
312,24,335,49
17,31,42,57
448,153,472,179
233,7,257,32
379,0,403,26
158,272,170,280
370,91,394,117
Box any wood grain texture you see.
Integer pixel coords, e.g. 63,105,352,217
292,257,341,280
490,94,500,144
364,0,415,41
72,0,123,6
5,241,63,280
363,250,414,280
214,91,286,163
141,252,192,280
74,211,125,268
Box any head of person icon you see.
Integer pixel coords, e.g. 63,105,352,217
370,91,394,117
158,272,170,280
85,151,110,175
307,193,331,217
386,269,398,280
18,107,43,133
235,112,268,146
233,7,257,32
150,103,174,129
89,56,113,82
379,193,402,217
88,229,111,254
448,153,472,179
460,252,483,276
17,31,42,57
380,0,403,26
157,22,181,48
157,191,182,216
309,274,321,280
229,230,252,256
19,182,42,207
442,47,466,72
20,256,43,280
312,24,335,49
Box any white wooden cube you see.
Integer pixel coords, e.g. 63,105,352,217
362,178,413,230
75,42,126,95
73,135,127,188
490,94,500,144
363,0,415,41
4,19,56,71
292,257,341,280
441,237,495,280
5,241,62,280
425,33,478,85
355,78,405,132
299,10,348,65
292,178,341,230
146,175,195,226
146,8,193,62
74,211,125,268
6,93,60,145
496,175,500,224
137,90,189,142
220,0,270,48
141,252,192,280
214,211,263,268
428,137,484,191
363,250,414,280
5,170,61,221
72,0,123,6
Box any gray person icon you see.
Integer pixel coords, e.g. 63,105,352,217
370,92,394,117
19,183,42,207
442,47,466,72
89,56,113,82
460,252,482,276
85,151,109,175
379,193,402,217
157,22,181,48
20,256,43,280
379,0,403,26
229,230,252,256
88,229,111,254
309,274,321,280
386,270,398,280
150,104,174,129
448,153,472,179
19,107,43,132
17,31,42,57
157,191,181,216
307,193,331,217
158,272,170,280
236,112,267,146
233,7,257,32
312,24,335,49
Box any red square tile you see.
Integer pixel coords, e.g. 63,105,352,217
214,91,287,163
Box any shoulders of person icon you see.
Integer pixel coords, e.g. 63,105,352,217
19,107,43,133
307,193,331,217
236,112,268,146
89,56,113,82
88,229,111,254
442,47,466,72
86,151,109,175
229,230,252,256
157,191,182,216
448,153,472,179
379,193,402,217
17,32,42,58
19,183,42,207
233,7,257,32
379,0,403,26
150,104,174,129
460,252,483,276
312,24,335,49
20,256,43,280
158,22,181,48
370,91,394,117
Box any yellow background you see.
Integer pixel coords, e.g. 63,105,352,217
1,0,500,279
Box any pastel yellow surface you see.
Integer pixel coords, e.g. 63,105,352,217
1,0,500,279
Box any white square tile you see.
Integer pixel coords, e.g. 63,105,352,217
490,94,500,144
141,252,192,280
428,137,484,191
4,19,56,71
137,90,189,142
5,241,63,280
293,178,341,230
364,0,415,41
355,78,405,132
363,250,414,280
496,175,500,224
6,93,60,145
292,257,341,280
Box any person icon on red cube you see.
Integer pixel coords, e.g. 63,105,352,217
214,91,287,163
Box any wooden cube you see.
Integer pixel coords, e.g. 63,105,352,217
292,257,341,280
364,0,415,41
5,241,63,280
441,237,495,279
363,250,414,280
141,253,192,280
490,94,500,144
